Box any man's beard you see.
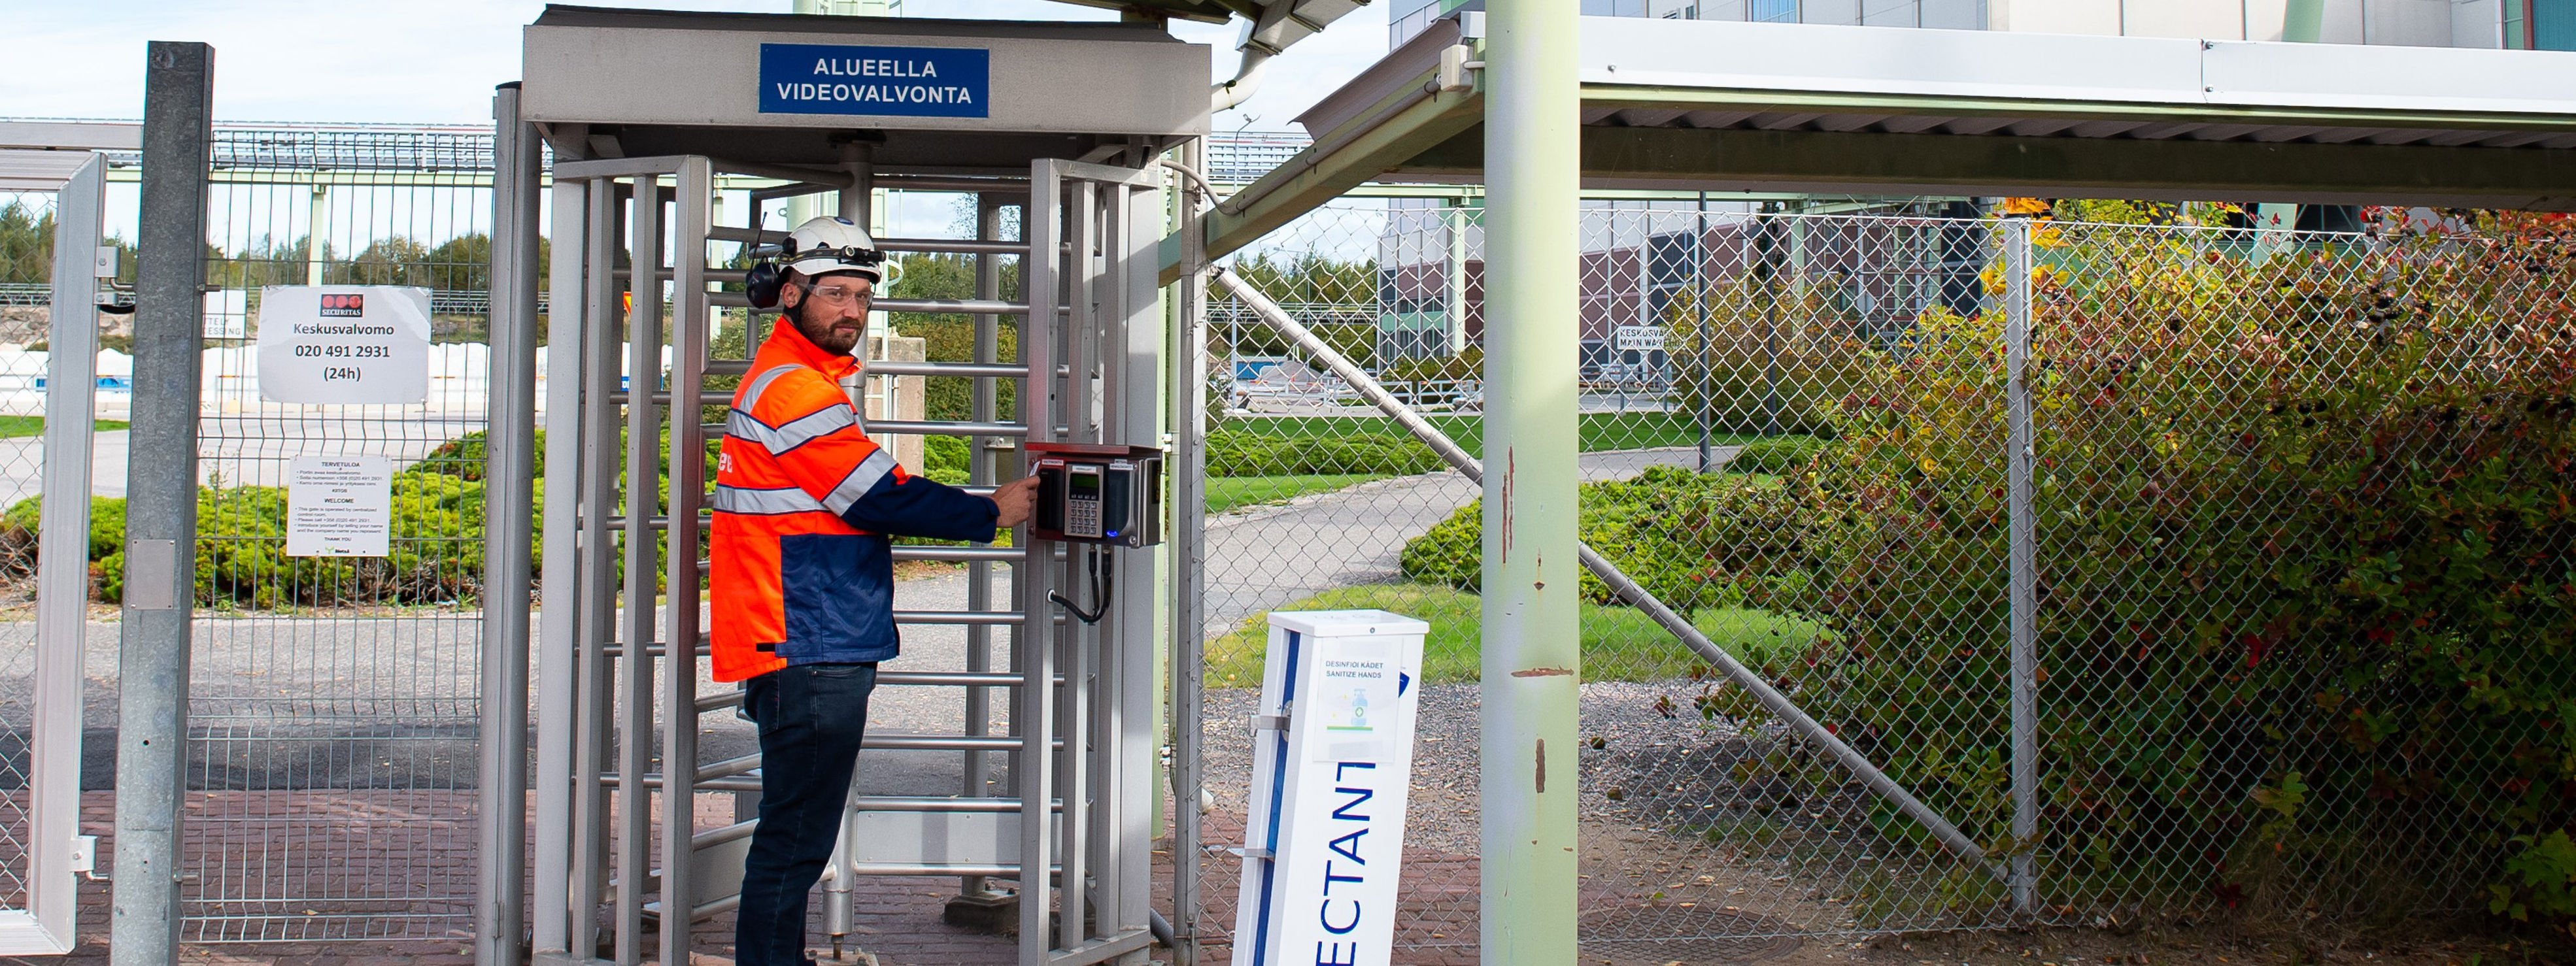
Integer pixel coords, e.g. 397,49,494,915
790,299,864,355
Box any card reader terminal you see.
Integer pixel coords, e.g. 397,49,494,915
1028,443,1164,548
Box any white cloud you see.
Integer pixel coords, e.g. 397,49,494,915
1,0,1390,130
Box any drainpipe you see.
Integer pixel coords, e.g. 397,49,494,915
1480,0,1582,963
1212,48,1273,113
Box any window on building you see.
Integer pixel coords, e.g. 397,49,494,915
1750,0,1797,22
2538,0,2576,50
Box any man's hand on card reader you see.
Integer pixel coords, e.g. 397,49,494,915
991,476,1039,529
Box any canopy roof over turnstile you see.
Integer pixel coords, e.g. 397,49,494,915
521,5,1208,169
1187,14,2576,272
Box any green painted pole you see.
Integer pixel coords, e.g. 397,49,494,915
1481,1,1582,963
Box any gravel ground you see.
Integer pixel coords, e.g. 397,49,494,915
1195,675,1950,946
1198,678,1813,859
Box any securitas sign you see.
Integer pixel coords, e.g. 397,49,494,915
758,43,990,118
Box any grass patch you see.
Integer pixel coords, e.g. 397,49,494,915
1206,582,1823,688
1217,412,1752,454
0,417,127,438
1204,474,1387,515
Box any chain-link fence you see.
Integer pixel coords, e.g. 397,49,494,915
1187,200,2576,961
178,128,495,942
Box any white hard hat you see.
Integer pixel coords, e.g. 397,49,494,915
783,216,887,284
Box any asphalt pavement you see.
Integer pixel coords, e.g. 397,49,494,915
0,446,1729,792
0,416,483,507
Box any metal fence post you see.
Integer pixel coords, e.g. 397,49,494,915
2001,214,2040,918
477,82,541,966
1168,138,1212,966
1482,0,1583,961
112,39,213,966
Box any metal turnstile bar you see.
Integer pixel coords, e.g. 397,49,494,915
704,291,1070,316
867,419,1029,438
863,361,1032,378
686,672,1053,718
853,863,1056,878
875,297,1053,315
894,609,1026,625
871,735,1055,752
881,671,1055,687
696,754,761,783
585,514,713,532
600,642,711,659
892,546,1024,563
875,237,1042,256
607,389,733,407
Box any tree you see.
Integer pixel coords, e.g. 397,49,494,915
0,201,57,285
348,236,432,286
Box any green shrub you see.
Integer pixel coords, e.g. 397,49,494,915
1724,435,1832,476
1400,466,1809,612
1205,429,1445,478
923,435,971,485
93,473,493,609
3,494,128,563
1663,280,1871,439
408,429,548,482
1771,219,2576,921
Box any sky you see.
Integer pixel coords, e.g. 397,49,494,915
0,0,1393,133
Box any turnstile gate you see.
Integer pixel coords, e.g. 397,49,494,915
530,153,1174,966
511,13,1201,961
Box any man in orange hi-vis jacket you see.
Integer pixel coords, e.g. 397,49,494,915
713,215,1037,966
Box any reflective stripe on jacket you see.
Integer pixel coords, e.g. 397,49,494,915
708,322,998,682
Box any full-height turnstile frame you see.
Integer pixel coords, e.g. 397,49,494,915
527,152,1168,966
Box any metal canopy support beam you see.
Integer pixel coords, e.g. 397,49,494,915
1480,1,1580,964
1172,81,1482,284
113,40,213,966
1387,122,2576,208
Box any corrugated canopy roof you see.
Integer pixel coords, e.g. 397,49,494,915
1178,15,2576,277
1040,0,1370,56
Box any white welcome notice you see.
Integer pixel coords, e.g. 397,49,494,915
1235,610,1429,966
256,286,432,404
286,456,393,558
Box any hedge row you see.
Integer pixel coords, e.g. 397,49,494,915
1397,216,2576,924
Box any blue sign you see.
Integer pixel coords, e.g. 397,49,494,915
758,43,990,118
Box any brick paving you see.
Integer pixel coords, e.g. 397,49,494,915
0,791,1612,966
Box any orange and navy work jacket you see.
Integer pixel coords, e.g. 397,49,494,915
709,322,996,682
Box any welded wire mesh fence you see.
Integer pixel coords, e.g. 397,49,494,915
177,127,495,942
1189,200,2576,961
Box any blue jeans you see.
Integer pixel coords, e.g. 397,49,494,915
734,661,877,966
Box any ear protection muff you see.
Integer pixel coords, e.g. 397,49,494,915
743,212,787,310
745,259,785,310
